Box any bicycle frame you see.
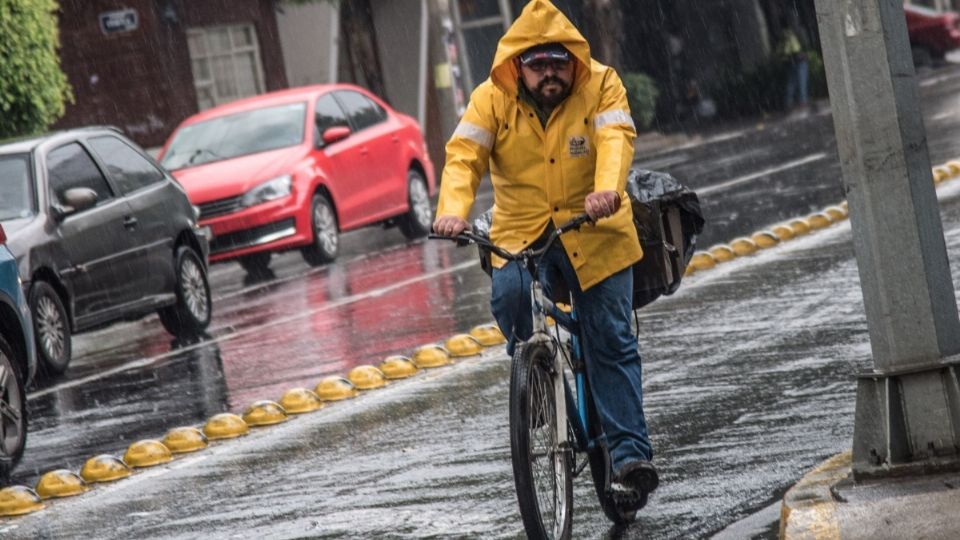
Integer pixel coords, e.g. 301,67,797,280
527,267,599,462
430,214,602,460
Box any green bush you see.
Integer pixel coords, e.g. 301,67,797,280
806,50,828,99
621,72,659,131
0,0,73,139
707,49,828,118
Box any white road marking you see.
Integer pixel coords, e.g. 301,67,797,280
28,260,478,400
698,152,829,196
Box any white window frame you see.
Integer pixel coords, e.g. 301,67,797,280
187,24,266,110
451,0,513,90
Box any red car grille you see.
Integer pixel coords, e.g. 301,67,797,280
198,195,244,220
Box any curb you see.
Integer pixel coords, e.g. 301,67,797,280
779,451,850,540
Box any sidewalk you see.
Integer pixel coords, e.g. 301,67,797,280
777,191,960,537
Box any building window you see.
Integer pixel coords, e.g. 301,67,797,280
452,0,513,90
187,24,265,110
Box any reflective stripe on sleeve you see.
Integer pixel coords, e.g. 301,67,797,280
594,110,636,131
453,121,495,149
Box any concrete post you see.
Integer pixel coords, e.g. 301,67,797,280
813,0,960,478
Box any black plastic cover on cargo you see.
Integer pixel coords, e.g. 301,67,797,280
471,168,705,309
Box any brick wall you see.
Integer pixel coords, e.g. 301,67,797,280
54,0,288,148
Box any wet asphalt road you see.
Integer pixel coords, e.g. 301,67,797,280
5,63,960,537
5,166,960,540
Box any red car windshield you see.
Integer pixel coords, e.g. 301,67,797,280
0,154,34,221
162,102,307,171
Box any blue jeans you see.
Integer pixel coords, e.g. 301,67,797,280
491,243,653,471
785,59,809,110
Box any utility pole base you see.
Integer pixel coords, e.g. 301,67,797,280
852,356,960,479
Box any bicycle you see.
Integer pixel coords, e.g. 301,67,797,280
431,214,643,539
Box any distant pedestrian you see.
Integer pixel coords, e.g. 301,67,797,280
778,23,809,113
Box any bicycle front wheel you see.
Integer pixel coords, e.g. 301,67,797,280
509,342,573,540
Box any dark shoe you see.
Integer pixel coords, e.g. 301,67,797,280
616,460,660,494
610,482,649,513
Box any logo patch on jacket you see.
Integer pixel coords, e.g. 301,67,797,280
568,135,589,158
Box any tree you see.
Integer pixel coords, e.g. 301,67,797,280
0,0,72,139
581,0,624,70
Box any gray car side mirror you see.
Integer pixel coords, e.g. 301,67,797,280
54,187,98,219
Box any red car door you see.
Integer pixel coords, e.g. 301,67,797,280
313,92,368,228
334,90,406,221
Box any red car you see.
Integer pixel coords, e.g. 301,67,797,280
904,4,960,63
159,84,436,275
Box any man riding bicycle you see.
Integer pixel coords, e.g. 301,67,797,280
433,0,659,505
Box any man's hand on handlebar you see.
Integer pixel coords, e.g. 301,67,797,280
433,215,469,237
584,191,621,221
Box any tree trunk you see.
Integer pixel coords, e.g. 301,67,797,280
339,0,387,98
581,0,624,69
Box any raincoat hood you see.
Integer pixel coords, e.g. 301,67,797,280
490,0,591,95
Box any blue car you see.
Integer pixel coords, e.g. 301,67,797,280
0,223,35,481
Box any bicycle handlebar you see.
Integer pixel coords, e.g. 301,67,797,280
429,214,593,261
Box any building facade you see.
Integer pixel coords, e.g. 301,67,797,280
54,0,288,148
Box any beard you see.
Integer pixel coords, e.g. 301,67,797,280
533,76,571,107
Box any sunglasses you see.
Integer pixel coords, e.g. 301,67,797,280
524,59,572,73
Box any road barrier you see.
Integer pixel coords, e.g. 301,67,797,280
2,162,957,519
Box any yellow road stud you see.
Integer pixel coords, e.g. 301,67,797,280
771,224,795,241
684,264,696,277
35,470,88,499
242,400,288,426
690,252,717,271
163,427,208,453
807,213,832,230
348,365,388,390
412,345,452,368
750,231,780,249
279,388,324,414
788,218,811,236
946,160,960,175
80,454,131,483
315,376,359,401
470,323,506,346
203,413,249,440
379,355,418,380
124,440,173,468
933,166,949,183
445,334,483,357
0,486,45,516
708,244,736,262
730,237,758,256
824,206,847,221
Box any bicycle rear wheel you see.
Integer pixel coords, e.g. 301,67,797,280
586,395,640,525
510,342,573,540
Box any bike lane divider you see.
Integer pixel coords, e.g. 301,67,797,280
681,158,960,280
0,324,508,518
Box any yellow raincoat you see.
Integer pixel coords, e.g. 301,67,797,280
436,0,641,291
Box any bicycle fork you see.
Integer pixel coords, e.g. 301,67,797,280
530,281,568,450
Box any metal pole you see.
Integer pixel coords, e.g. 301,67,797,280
813,0,960,478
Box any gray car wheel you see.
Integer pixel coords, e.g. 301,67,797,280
158,246,212,338
29,280,71,376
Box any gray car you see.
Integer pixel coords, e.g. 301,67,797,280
0,127,212,376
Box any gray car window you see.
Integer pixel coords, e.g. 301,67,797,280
46,143,114,206
335,91,387,131
0,154,34,220
314,93,350,136
88,136,165,194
